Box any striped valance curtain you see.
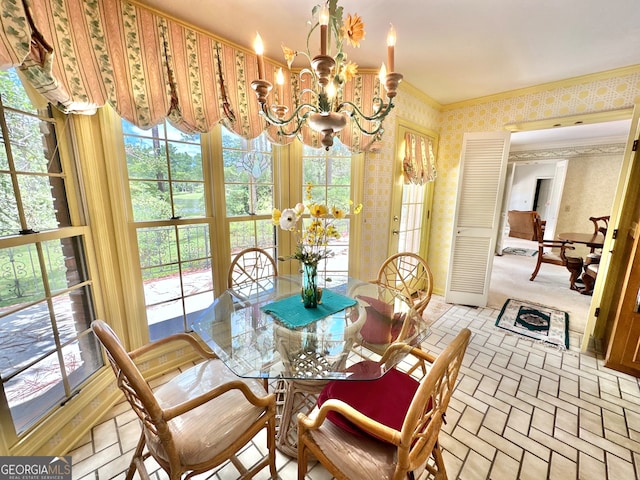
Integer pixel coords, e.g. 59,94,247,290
0,0,382,152
403,131,437,184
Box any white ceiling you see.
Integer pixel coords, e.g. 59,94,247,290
139,0,639,145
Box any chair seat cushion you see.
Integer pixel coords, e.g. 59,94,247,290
541,251,564,264
317,362,419,441
148,359,268,466
357,295,408,344
307,420,399,479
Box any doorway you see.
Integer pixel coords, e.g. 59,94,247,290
533,178,552,218
490,117,632,348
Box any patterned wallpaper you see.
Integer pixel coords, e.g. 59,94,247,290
556,151,624,257
359,67,640,293
358,88,440,281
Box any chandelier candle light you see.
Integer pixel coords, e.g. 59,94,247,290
251,0,402,150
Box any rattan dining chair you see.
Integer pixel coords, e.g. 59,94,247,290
91,320,277,480
374,252,434,316
228,247,278,289
355,267,432,375
297,328,471,480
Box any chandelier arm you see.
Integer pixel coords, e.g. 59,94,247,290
299,88,320,103
347,113,385,137
337,99,395,123
259,102,319,127
275,123,307,138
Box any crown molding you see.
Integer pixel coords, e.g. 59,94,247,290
399,81,442,110
509,142,626,160
504,109,633,133
441,65,640,111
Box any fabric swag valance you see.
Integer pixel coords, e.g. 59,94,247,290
403,131,437,184
0,0,385,153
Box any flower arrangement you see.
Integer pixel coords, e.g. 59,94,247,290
272,182,363,267
272,182,362,307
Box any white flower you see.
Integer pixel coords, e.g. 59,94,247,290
294,202,305,216
279,208,299,231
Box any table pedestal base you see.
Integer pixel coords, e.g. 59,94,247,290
275,378,327,457
274,349,337,456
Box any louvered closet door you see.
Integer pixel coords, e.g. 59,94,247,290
445,132,511,306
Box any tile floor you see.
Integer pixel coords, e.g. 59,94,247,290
69,302,640,479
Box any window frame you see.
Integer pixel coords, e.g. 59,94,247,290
0,79,103,442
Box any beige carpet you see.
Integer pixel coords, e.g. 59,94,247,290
490,237,592,339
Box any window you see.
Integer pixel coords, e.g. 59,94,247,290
0,70,102,436
398,183,426,252
302,138,356,283
122,120,214,340
119,123,360,340
221,126,276,261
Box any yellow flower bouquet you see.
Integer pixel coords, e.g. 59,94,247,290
272,182,362,307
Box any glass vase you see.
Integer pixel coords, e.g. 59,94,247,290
301,262,320,308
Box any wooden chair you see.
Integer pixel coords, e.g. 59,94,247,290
374,252,433,316
297,328,471,480
587,215,609,257
228,247,278,288
91,320,277,480
581,263,599,295
530,214,575,281
352,283,428,375
589,215,610,237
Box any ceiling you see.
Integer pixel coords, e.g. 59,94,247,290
138,0,639,146
139,0,640,105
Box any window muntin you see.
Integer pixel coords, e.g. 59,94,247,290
0,235,100,434
0,69,101,436
0,101,69,236
398,183,425,253
302,138,354,281
124,122,204,221
222,126,276,258
136,223,214,340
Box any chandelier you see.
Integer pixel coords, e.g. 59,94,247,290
250,0,402,150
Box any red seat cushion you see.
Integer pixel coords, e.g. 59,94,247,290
317,362,419,441
359,305,394,343
357,295,408,344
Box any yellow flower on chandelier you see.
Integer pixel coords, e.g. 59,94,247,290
281,45,297,68
341,61,358,82
341,13,365,48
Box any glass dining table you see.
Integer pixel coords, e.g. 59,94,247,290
190,274,430,455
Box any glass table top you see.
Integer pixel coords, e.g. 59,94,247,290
191,275,430,381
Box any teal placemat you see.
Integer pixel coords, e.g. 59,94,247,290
261,290,357,328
